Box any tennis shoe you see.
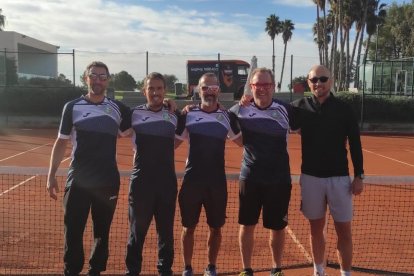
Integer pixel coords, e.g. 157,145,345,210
270,272,284,276
182,267,194,276
204,264,217,276
239,270,254,276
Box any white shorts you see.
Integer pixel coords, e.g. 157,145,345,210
300,173,353,222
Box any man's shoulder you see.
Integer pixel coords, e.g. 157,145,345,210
228,103,241,114
64,96,84,109
290,96,310,107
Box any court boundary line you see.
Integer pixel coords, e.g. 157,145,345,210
0,143,52,162
0,175,36,197
363,149,414,168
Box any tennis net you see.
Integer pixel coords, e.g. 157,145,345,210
0,167,413,275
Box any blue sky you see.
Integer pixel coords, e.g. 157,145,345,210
1,0,408,87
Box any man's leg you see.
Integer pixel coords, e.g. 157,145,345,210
88,186,119,275
125,193,155,276
181,226,196,268
155,185,177,276
239,225,255,270
309,217,327,275
334,221,352,272
63,186,91,276
207,227,222,266
269,228,285,269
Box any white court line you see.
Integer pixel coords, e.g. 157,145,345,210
406,149,414,154
62,157,71,163
363,149,414,168
0,175,36,197
286,226,313,263
0,143,52,162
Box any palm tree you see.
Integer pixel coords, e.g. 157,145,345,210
265,14,281,81
279,20,294,90
0,9,5,31
364,0,387,62
313,0,329,65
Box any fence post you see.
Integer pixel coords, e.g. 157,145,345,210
72,49,76,87
290,54,293,102
146,51,148,76
360,60,366,130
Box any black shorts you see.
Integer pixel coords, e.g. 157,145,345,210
238,178,291,230
178,179,227,228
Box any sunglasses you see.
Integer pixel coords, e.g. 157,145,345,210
88,73,109,81
200,85,220,92
250,83,274,90
308,76,329,83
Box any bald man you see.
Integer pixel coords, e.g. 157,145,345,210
290,65,364,276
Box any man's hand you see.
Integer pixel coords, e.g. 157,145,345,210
239,94,253,107
182,104,197,115
351,177,364,195
163,98,177,113
47,176,59,200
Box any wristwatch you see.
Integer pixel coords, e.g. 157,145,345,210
356,174,365,180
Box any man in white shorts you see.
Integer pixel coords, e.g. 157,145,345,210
290,65,365,276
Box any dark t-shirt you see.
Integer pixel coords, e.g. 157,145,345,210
228,100,293,183
59,96,131,188
176,105,240,184
130,104,181,184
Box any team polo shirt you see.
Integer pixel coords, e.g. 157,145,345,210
290,94,364,177
176,105,240,183
228,100,293,182
59,96,131,188
130,104,180,183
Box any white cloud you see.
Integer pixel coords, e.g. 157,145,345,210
272,0,315,7
2,0,319,89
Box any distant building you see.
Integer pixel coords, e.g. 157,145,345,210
0,31,59,80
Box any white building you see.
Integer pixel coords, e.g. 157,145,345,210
0,31,59,79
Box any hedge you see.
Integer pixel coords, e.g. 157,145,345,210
0,88,413,123
0,86,85,116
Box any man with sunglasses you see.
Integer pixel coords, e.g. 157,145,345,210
47,61,131,276
290,65,364,276
229,68,294,276
176,72,242,276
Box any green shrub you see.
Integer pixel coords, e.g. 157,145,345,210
0,86,85,116
336,92,414,123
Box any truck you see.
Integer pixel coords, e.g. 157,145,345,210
186,59,250,100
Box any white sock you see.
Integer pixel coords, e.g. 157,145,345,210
313,263,325,275
340,270,351,276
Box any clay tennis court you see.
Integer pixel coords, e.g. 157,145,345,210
0,128,413,275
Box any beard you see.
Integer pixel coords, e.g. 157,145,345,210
90,84,105,95
203,94,218,106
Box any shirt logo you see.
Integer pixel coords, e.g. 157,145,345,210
83,112,91,117
216,114,224,121
163,112,171,121
109,195,118,200
105,106,112,114
271,111,281,119
142,117,150,121
195,117,203,122
248,113,256,117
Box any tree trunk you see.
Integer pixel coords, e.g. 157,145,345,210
323,6,329,66
280,42,288,90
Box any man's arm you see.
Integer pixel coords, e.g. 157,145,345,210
346,104,365,195
47,138,68,200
